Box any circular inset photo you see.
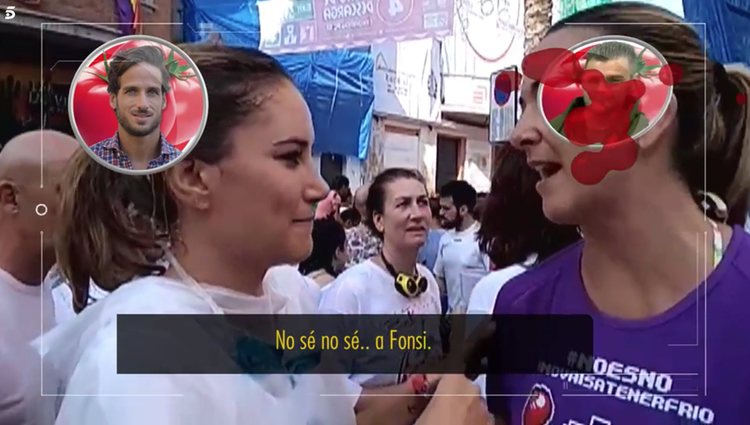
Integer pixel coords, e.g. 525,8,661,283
69,35,208,175
536,35,673,150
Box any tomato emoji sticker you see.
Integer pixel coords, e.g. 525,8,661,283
527,35,673,185
522,383,555,425
69,35,208,175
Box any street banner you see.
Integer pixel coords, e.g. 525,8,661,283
258,0,454,54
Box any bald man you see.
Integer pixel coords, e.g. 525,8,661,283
344,183,382,269
0,130,79,343
0,130,78,425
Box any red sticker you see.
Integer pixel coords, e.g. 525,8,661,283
532,37,673,185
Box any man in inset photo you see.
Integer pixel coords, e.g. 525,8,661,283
89,46,180,171
549,41,651,141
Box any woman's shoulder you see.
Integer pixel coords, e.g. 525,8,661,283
53,321,287,424
494,242,583,314
319,261,387,313
103,275,210,314
475,263,529,293
334,260,381,285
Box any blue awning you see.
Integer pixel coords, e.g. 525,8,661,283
682,0,750,65
182,0,261,48
278,48,374,159
182,0,373,159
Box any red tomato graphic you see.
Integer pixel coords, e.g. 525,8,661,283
72,39,203,149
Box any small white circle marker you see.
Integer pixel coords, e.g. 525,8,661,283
35,204,48,216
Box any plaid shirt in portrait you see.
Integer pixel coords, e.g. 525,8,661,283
89,132,181,170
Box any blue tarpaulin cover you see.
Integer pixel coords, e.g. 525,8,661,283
682,0,750,65
182,0,374,159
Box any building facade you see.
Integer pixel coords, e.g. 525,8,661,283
326,0,525,193
0,0,174,146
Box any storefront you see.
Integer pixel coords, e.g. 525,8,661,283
0,8,118,147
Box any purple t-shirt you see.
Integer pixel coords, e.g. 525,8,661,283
488,226,750,425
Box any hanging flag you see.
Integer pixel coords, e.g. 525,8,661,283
115,0,141,35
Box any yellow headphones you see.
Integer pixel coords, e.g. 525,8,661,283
381,253,428,298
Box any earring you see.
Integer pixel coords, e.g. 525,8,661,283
577,226,584,238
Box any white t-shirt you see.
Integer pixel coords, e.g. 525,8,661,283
0,339,57,425
0,267,56,346
466,254,537,399
433,222,490,314
320,259,441,315
319,259,441,388
35,274,359,425
466,254,537,315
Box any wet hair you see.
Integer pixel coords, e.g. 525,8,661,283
57,45,294,311
365,168,427,239
474,192,489,220
331,175,350,191
298,218,346,276
107,45,171,95
439,180,478,212
478,145,580,269
550,2,750,225
340,207,361,227
584,41,638,75
429,197,441,219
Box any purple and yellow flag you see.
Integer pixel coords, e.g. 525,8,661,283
115,0,141,35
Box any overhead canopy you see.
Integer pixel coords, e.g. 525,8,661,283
182,0,374,159
682,0,749,65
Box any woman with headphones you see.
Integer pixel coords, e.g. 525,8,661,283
319,168,442,391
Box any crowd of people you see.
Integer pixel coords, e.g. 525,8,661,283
1,2,750,424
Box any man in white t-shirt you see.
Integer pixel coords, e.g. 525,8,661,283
433,180,490,314
0,130,78,424
0,131,78,344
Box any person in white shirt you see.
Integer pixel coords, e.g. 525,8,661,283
465,145,580,396
320,168,443,412
0,130,79,425
0,130,79,345
433,180,490,314
37,46,485,425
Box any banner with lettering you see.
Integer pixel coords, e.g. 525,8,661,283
258,0,454,54
372,38,441,121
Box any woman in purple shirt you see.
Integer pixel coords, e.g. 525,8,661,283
488,3,750,425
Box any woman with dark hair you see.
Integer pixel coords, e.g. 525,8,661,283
467,145,579,398
299,218,348,288
468,144,579,315
340,207,361,229
320,168,442,388
489,3,750,424
473,192,488,220
34,46,484,425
